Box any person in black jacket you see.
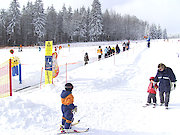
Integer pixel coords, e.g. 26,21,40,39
154,63,176,109
84,52,89,65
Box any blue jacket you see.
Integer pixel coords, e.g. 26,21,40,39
154,67,176,92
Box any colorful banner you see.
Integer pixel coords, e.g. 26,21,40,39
45,41,53,84
52,52,59,78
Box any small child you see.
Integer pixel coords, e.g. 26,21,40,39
60,83,77,133
84,52,89,65
145,77,158,107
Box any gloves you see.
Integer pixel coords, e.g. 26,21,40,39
171,82,176,91
72,106,77,113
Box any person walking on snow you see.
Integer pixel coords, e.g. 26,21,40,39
97,46,102,60
153,63,177,109
84,52,89,65
104,47,108,58
145,77,158,107
61,83,77,132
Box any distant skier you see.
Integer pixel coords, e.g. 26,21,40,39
39,46,41,51
122,42,126,51
115,44,120,54
61,83,77,132
127,40,130,50
111,47,115,55
144,77,158,107
147,37,150,48
153,63,177,109
84,52,89,65
97,46,102,60
104,47,108,58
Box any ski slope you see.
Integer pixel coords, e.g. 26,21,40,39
0,39,180,135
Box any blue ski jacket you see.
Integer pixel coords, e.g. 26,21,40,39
154,67,176,92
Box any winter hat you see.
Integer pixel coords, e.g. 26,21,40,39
149,77,155,80
65,83,74,91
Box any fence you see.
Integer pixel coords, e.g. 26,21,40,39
0,59,12,98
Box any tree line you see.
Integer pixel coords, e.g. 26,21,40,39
0,0,167,46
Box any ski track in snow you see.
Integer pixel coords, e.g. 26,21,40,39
0,39,180,135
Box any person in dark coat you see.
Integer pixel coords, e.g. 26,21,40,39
154,63,176,109
84,52,89,65
115,44,120,54
147,37,150,48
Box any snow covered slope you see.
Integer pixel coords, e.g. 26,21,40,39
0,39,180,135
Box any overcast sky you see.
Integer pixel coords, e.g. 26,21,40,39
1,0,180,34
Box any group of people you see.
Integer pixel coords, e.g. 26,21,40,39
145,63,176,109
59,62,177,133
83,44,121,65
84,41,131,65
104,44,120,58
122,40,130,51
97,44,121,61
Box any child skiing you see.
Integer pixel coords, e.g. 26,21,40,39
61,83,77,133
144,77,158,107
84,52,89,65
97,46,102,60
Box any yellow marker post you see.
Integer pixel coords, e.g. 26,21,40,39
45,41,53,84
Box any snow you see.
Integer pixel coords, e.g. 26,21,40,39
0,39,180,135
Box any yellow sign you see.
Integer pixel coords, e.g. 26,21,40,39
45,41,53,84
45,41,53,56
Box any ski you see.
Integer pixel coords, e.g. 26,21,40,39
57,128,89,134
60,120,80,130
71,120,80,126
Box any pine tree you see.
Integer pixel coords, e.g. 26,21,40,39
89,0,103,41
62,5,73,42
33,0,46,44
157,25,162,39
103,10,111,41
7,0,21,45
56,11,63,43
149,24,157,39
79,7,88,42
162,28,168,39
21,1,34,45
45,5,57,42
72,9,81,42
0,9,7,45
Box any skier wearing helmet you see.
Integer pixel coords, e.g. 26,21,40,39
61,83,77,132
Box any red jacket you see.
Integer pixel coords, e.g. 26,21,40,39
147,82,158,94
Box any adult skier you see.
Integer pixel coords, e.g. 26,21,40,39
147,37,150,48
153,63,176,109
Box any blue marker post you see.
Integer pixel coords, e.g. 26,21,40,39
19,63,22,84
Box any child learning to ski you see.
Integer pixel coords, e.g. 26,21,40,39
144,77,158,107
84,52,89,65
60,83,77,133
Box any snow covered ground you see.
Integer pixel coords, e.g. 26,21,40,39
0,39,180,135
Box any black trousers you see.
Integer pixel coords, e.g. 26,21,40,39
159,91,170,106
147,93,156,104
